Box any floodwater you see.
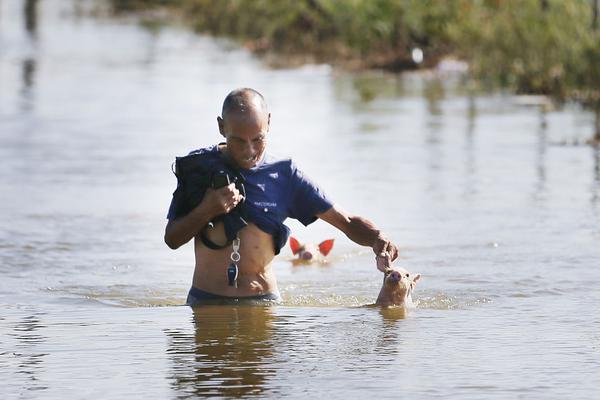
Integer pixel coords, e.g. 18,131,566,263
1,0,599,398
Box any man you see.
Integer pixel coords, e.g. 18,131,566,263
165,88,399,305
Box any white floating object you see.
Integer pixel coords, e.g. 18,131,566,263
411,47,424,64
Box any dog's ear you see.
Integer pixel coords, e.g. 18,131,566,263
318,239,334,256
289,236,301,255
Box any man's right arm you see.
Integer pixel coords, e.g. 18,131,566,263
164,184,243,249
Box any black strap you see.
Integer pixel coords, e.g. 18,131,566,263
199,224,230,250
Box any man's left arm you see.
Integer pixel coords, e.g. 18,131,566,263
317,204,399,271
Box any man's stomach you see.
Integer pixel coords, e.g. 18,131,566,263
192,222,278,297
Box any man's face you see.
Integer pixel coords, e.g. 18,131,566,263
218,110,269,169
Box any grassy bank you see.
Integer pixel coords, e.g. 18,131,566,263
111,0,600,142
110,0,458,70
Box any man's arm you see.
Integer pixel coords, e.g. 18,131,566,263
318,204,399,271
164,184,243,249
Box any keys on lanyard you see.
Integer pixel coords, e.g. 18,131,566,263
227,263,238,287
228,236,241,287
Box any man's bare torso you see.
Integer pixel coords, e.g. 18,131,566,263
192,221,278,296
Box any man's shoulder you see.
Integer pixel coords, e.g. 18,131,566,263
173,145,220,175
263,152,292,166
185,144,219,158
260,153,296,175
176,145,221,164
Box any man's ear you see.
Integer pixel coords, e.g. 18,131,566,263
217,116,225,137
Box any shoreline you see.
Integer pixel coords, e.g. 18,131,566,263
105,0,600,142
104,1,448,73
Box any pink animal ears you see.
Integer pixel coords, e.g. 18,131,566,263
289,236,301,255
318,239,334,256
289,237,335,256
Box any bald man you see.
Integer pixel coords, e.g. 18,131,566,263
165,88,399,305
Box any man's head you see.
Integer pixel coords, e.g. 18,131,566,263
218,88,270,169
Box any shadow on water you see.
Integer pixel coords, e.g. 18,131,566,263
165,306,276,398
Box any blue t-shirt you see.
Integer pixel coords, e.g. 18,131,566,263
167,144,333,254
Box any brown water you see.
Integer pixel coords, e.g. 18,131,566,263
1,0,599,398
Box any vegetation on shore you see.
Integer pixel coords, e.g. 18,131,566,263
110,0,600,142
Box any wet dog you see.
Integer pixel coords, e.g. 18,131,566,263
376,267,420,308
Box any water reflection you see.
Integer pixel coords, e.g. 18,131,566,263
372,307,408,354
24,0,39,38
534,110,548,202
592,146,600,206
165,306,276,398
423,77,445,119
20,0,39,110
424,77,445,200
463,93,478,201
21,58,36,89
350,72,405,103
8,312,48,393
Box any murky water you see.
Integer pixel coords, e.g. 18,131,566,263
1,0,599,398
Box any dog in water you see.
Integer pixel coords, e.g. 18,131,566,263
376,267,421,308
289,236,334,263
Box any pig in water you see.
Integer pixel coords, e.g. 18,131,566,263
289,236,334,263
376,267,421,308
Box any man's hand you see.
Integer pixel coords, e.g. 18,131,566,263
203,184,244,218
373,235,399,272
164,183,243,250
317,205,399,272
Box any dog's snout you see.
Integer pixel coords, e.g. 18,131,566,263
301,251,313,260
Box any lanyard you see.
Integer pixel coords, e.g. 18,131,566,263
227,235,240,287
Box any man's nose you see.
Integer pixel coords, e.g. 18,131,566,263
239,140,257,151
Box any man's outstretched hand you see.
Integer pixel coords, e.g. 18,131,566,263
316,205,399,272
373,235,399,272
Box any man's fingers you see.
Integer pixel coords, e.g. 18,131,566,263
381,241,398,261
374,241,399,272
222,194,243,213
376,254,390,272
219,184,238,196
387,244,398,261
218,185,241,201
